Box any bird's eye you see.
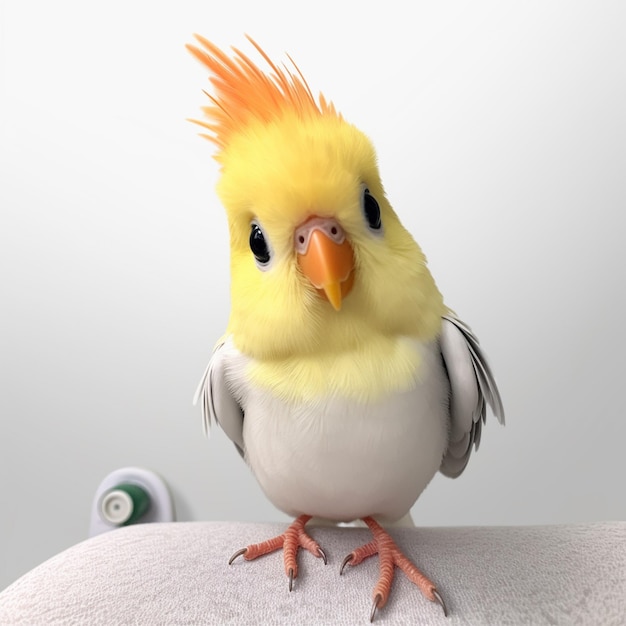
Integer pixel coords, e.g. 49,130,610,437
362,188,382,231
249,222,271,266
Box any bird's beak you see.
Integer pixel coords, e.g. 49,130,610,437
295,217,355,311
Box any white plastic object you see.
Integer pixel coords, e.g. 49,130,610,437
89,467,175,537
100,489,135,525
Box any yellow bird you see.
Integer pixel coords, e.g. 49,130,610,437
189,35,504,621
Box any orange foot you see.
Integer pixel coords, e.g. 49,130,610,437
229,514,327,591
340,517,447,622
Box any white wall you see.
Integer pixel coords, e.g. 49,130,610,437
1,0,625,591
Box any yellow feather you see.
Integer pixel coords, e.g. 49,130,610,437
191,39,446,402
248,336,425,404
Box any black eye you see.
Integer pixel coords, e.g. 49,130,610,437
363,188,382,231
249,223,271,265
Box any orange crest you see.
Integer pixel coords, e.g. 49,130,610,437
187,35,340,151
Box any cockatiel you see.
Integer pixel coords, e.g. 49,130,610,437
188,35,504,621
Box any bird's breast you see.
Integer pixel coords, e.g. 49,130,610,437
245,335,428,405
230,339,449,523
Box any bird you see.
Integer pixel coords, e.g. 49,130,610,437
187,34,505,622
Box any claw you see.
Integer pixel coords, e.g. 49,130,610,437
369,593,382,623
228,547,247,565
432,589,448,617
288,567,294,592
318,546,328,565
339,553,353,575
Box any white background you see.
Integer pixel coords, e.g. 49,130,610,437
1,0,625,591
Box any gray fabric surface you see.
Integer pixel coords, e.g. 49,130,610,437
0,521,624,625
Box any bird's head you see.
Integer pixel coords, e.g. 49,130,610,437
188,36,445,361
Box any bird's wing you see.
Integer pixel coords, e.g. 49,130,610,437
193,340,245,456
438,313,505,478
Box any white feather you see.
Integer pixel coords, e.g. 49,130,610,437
216,337,448,524
195,315,505,523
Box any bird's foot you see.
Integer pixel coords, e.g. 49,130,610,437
340,516,447,622
229,514,327,591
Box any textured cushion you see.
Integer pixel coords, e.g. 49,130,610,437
0,521,624,625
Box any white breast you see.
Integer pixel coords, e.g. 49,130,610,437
231,341,449,524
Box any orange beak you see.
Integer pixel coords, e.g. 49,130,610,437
295,217,355,311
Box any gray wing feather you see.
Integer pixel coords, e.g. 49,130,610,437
193,341,245,456
439,314,505,478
